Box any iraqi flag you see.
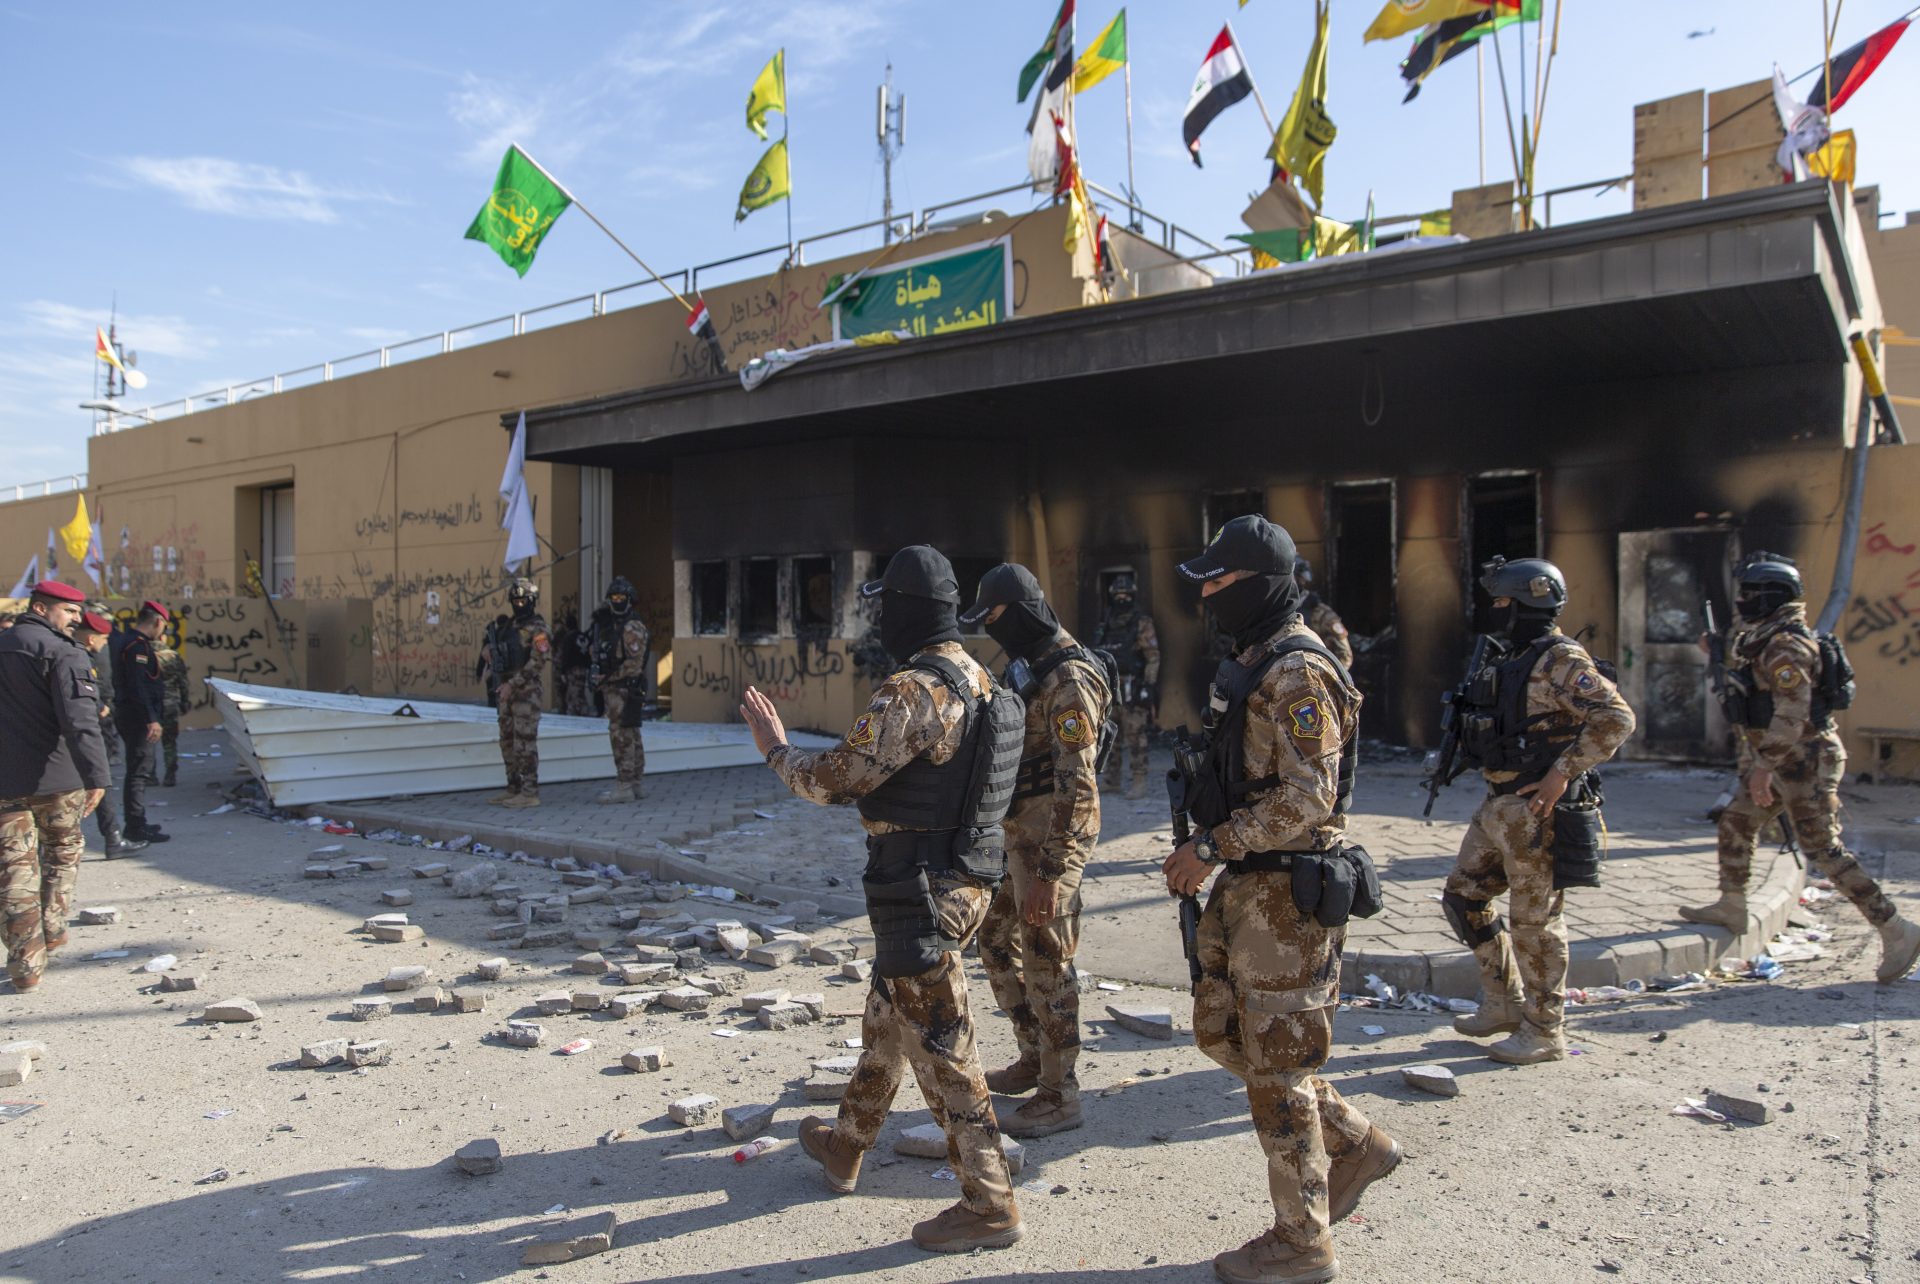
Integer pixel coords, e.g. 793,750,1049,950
1183,26,1254,168
687,296,728,375
1807,9,1913,113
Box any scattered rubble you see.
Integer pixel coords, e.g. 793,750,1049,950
621,1046,668,1073
722,1103,776,1140
504,1020,547,1048
75,907,121,926
669,1094,720,1126
202,998,262,1023
1704,1087,1774,1124
1106,1005,1173,1039
299,1039,349,1068
521,1211,615,1266
1402,1065,1460,1097
344,1039,391,1067
383,965,433,992
455,1138,503,1175
351,998,392,1022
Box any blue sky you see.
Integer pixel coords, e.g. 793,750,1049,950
3,1,1915,486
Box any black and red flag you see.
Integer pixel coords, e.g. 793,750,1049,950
1807,9,1913,113
687,297,728,375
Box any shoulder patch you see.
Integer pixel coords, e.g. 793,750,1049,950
847,713,876,747
1288,696,1326,740
1572,667,1599,693
1055,707,1090,745
1772,663,1802,690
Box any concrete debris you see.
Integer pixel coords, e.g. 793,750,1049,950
805,1055,859,1101
351,998,392,1021
383,965,433,992
1402,1065,1460,1097
745,939,805,968
380,889,414,907
450,988,488,1014
531,902,567,925
455,1137,503,1175
722,1102,776,1141
363,913,409,932
475,957,508,981
659,986,713,1012
521,1210,615,1266
159,973,201,992
552,857,581,873
450,864,502,898
303,863,338,879
633,903,694,921
669,1094,720,1126
895,1124,1025,1175
717,927,754,959
371,923,426,944
740,989,791,1011
410,863,450,879
756,1002,810,1030
298,1039,350,1068
810,941,859,965
570,932,617,952
561,871,599,887
621,1046,668,1073
515,928,569,949
504,1020,547,1048
345,855,389,872
75,907,121,926
487,923,524,942
686,975,728,998
607,992,665,1018
746,915,796,940
344,1039,391,1068
202,998,263,1023
1704,1087,1774,1125
570,990,607,1012
615,962,675,986
413,987,448,1013
0,1050,32,1088
1105,1005,1173,1040
778,900,821,922
0,1040,48,1062
840,959,874,982
535,991,574,1016
572,952,609,975
567,884,611,905
791,993,826,1020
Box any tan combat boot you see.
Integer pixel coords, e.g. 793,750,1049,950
910,1202,1023,1252
798,1115,862,1194
1453,990,1523,1038
500,791,540,809
1000,1087,1083,1138
487,790,518,804
1328,1125,1403,1222
1679,891,1747,932
1488,1021,1567,1065
1876,916,1920,983
43,930,67,956
984,1057,1040,1095
596,783,636,805
1213,1229,1339,1284
1126,778,1148,801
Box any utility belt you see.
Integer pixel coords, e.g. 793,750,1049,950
862,830,1004,981
1488,770,1607,889
1221,841,1383,928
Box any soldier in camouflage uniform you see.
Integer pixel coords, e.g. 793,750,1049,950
155,642,190,786
1683,554,1920,982
1093,573,1159,799
1163,518,1397,1284
557,614,596,717
1294,556,1352,668
1441,558,1636,1066
591,576,651,804
962,564,1111,1138
739,546,1023,1254
75,612,143,857
478,578,550,809
0,581,110,992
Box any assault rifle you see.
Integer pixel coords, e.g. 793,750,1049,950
1703,600,1730,713
1422,635,1494,816
1167,728,1206,993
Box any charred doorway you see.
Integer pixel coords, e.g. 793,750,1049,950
1329,481,1396,738
1618,528,1738,761
1466,472,1540,633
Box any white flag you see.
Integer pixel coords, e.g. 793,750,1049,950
83,521,106,587
1772,63,1828,180
45,527,58,579
499,412,540,572
8,554,39,598
1027,76,1070,187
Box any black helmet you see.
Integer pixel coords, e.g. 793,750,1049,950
1107,573,1136,602
606,575,635,615
508,577,538,613
1734,551,1802,621
960,563,1044,626
1293,555,1314,585
1479,557,1566,612
859,545,961,604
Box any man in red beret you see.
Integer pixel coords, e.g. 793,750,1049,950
109,600,171,845
0,581,109,991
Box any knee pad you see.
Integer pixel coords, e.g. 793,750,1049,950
1441,891,1503,949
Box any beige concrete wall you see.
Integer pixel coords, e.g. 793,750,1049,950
1866,211,1920,406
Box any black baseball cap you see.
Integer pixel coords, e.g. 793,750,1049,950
1178,515,1297,581
860,545,961,604
959,563,1043,625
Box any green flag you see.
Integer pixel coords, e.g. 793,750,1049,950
464,145,572,277
1072,11,1128,94
736,137,790,223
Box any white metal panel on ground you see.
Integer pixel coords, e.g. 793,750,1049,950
208,678,834,807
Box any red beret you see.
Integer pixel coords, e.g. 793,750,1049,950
141,599,170,620
30,580,86,604
79,611,113,634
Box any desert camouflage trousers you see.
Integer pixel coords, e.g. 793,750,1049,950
832,877,1015,1217
603,687,646,786
980,844,1083,1097
1194,869,1374,1251
1102,702,1153,791
2,791,88,986
496,673,543,794
562,670,595,718
1719,737,1894,927
1443,793,1568,1034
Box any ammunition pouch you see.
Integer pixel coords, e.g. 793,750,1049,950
1441,890,1502,948
1549,772,1607,890
619,686,647,728
861,866,947,980
1285,843,1384,928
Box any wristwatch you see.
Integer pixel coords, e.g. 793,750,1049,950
1193,828,1223,865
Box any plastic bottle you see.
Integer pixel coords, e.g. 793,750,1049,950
732,1136,786,1163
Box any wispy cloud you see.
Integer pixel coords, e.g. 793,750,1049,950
17,301,212,361
110,156,403,224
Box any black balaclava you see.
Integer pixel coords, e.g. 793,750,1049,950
1489,602,1560,646
1205,572,1304,651
1735,583,1794,623
985,599,1061,661
880,592,962,663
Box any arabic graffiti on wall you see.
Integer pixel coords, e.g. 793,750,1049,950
1847,521,1920,666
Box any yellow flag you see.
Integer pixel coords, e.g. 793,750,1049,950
1071,11,1128,94
58,495,92,565
1363,0,1497,43
1269,3,1336,209
736,138,790,222
1808,129,1856,184
746,50,786,140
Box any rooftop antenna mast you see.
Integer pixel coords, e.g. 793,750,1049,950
878,64,906,243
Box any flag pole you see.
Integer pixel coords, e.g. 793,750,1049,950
513,143,696,315
1226,19,1278,135
1123,9,1138,226
1477,41,1486,185
782,48,794,265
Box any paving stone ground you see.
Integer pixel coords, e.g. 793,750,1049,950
320,747,1920,998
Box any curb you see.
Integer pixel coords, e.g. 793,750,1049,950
1344,845,1807,1000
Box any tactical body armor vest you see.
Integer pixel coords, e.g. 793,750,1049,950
1185,634,1356,835
1005,644,1119,800
1455,635,1575,787
1094,608,1144,676
590,608,646,694
1720,622,1856,730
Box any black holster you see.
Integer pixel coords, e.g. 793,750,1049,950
1286,843,1384,928
1549,773,1606,890
619,683,646,727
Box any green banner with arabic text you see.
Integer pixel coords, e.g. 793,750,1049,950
832,242,1011,341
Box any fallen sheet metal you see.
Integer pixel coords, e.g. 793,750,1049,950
208,678,834,806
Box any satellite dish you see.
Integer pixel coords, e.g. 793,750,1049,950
123,368,149,389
